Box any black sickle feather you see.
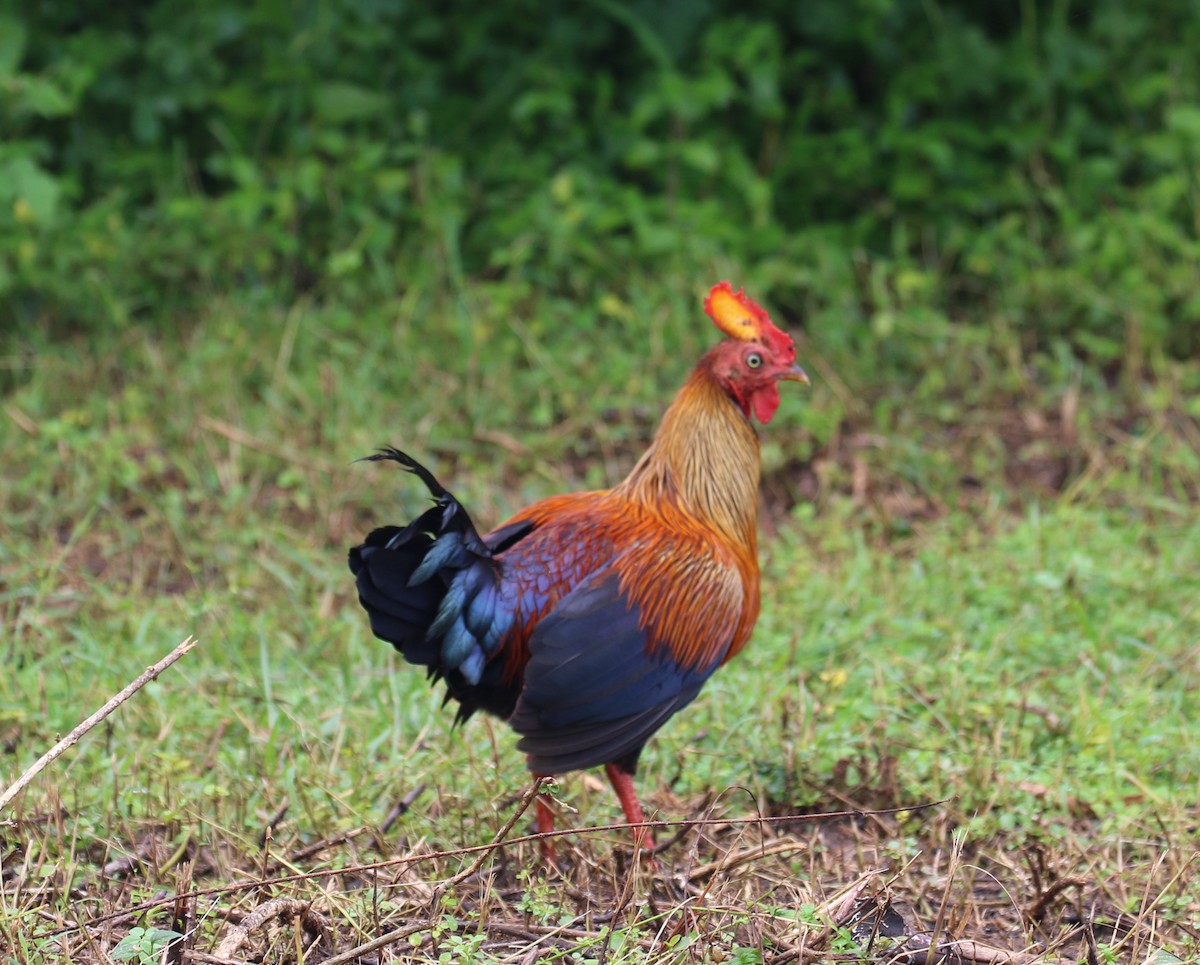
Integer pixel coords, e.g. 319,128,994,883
360,447,448,498
349,448,522,722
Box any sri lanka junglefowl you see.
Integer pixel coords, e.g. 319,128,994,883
349,282,807,860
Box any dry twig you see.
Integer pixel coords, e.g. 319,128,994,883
381,782,428,833
0,636,198,814
184,951,249,965
688,838,817,881
279,781,546,965
898,935,1048,964
1026,876,1089,923
101,834,159,878
212,897,328,960
314,920,432,965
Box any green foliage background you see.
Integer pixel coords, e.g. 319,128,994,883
4,0,1199,372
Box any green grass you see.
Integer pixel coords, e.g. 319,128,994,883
2,294,1200,962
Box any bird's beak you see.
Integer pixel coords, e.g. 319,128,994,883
778,363,809,385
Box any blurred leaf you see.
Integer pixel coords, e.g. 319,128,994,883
1166,104,1200,147
16,76,73,116
312,81,389,123
586,0,675,71
679,140,719,174
0,15,26,76
0,156,61,222
1141,949,1184,965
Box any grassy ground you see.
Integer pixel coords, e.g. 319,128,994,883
2,293,1199,963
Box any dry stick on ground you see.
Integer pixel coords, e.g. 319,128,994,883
765,880,1050,965
446,776,548,887
651,789,715,857
380,782,428,834
687,838,819,881
0,636,198,814
183,952,246,965
258,801,290,849
314,920,434,965
1025,876,1090,924
895,935,1048,965
212,898,330,961
167,860,197,965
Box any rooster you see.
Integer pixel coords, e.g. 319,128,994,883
349,282,807,860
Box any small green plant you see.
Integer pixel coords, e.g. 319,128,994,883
515,868,562,925
111,927,182,963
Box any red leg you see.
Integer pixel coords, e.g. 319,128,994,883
604,762,657,860
533,774,559,867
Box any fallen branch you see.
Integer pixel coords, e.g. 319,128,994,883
687,838,820,881
1025,876,1089,923
265,783,429,873
896,935,1049,965
213,898,328,960
184,952,247,965
380,782,428,833
447,776,546,885
313,920,432,965
257,800,289,849
0,636,198,814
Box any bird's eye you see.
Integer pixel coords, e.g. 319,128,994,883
746,353,763,369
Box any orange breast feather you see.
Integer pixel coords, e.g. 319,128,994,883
491,492,759,678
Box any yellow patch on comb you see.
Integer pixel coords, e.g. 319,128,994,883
703,281,796,359
703,281,771,342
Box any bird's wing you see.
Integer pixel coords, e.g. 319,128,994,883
509,552,745,775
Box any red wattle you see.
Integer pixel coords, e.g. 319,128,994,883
750,384,781,423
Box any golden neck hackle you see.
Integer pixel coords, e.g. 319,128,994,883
615,368,761,549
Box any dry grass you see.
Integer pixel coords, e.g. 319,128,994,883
7,782,1195,963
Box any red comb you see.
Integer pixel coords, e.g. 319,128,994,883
703,282,794,358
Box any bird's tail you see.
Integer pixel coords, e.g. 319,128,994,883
348,449,516,718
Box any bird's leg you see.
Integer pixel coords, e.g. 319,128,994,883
533,774,559,867
604,762,657,861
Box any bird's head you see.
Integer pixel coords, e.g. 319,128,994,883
702,281,808,424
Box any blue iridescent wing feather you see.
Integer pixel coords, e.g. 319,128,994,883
509,569,720,774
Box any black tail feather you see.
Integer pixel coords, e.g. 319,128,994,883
349,522,443,665
359,447,448,498
349,449,521,722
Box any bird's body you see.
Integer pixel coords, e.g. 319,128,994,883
349,283,806,858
